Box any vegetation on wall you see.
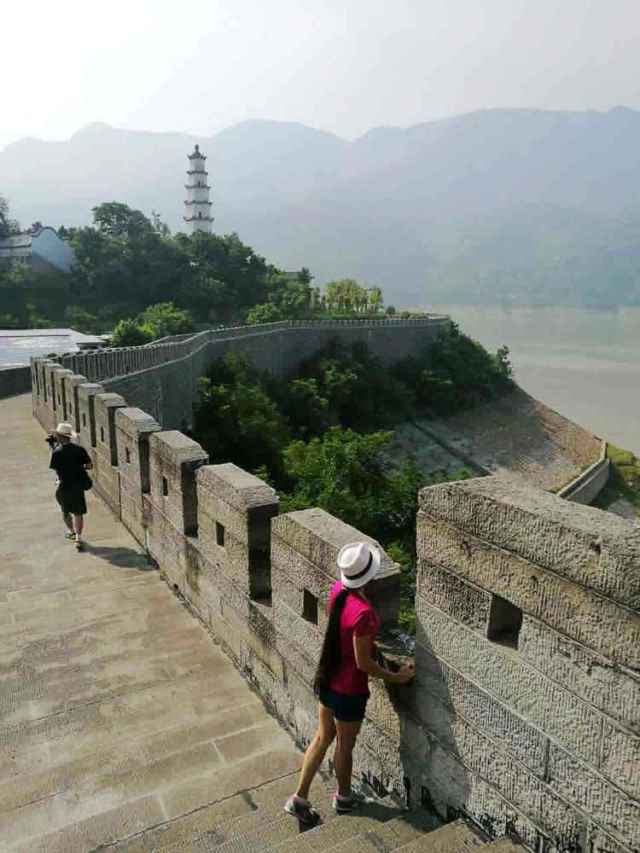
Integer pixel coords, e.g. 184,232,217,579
194,331,511,630
594,444,640,519
111,303,195,347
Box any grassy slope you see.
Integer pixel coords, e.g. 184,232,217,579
593,444,640,520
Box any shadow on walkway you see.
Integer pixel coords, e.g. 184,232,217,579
81,543,155,571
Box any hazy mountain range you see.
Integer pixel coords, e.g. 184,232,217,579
2,107,640,307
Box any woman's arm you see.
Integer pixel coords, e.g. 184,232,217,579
353,634,414,684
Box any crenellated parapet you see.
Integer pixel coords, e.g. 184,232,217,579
29,352,640,852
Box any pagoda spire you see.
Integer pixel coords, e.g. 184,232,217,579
184,144,213,234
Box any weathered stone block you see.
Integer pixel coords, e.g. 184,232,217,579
419,478,640,611
599,723,640,801
44,363,63,419
403,714,589,850
272,508,400,626
408,645,548,776
273,598,323,675
32,359,56,431
589,827,635,853
52,368,73,422
197,464,278,599
415,598,602,766
149,431,208,535
402,740,542,847
77,383,104,451
115,407,161,544
417,513,640,669
61,374,87,434
520,618,640,733
547,744,639,848
93,393,126,513
417,560,491,633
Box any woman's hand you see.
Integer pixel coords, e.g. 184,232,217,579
392,663,415,685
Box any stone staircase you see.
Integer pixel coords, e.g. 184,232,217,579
103,772,521,853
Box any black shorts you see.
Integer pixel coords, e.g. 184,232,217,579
318,687,368,722
56,483,87,516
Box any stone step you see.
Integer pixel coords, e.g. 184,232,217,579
392,819,487,852
480,839,525,853
105,773,334,852
275,815,387,853
0,700,266,816
0,671,254,781
8,746,300,852
365,814,441,849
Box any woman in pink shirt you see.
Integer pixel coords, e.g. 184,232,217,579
284,541,414,826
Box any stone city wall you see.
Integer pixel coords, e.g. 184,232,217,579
57,317,450,429
558,443,611,505
0,365,31,399
30,357,640,853
413,478,640,853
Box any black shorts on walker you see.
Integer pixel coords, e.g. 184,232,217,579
56,483,87,516
318,687,368,722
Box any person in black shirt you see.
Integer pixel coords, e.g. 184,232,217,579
49,422,92,551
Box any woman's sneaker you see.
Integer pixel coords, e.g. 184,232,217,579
64,532,75,541
74,536,83,552
333,791,365,814
284,795,320,827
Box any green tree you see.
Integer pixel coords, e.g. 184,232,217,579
0,195,19,238
111,318,152,347
194,353,290,478
138,302,194,338
92,202,154,240
246,302,284,325
368,286,384,313
323,278,372,314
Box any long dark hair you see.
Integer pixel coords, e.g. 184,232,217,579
313,588,351,695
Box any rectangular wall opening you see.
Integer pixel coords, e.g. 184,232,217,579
125,447,131,464
303,589,318,625
216,522,225,547
162,476,169,496
100,426,105,443
82,413,87,427
487,595,523,649
140,437,151,494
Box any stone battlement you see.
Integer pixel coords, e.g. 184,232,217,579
29,356,640,853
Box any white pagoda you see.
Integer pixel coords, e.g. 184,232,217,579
184,144,213,234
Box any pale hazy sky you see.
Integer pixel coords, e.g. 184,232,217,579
2,0,640,148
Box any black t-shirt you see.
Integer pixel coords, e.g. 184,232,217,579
50,443,91,486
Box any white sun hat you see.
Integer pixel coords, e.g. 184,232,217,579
337,541,381,589
55,422,77,438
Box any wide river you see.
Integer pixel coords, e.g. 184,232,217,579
427,305,640,456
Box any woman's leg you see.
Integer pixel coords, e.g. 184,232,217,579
296,703,336,800
333,719,362,798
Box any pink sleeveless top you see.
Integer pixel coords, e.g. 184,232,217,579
327,581,381,696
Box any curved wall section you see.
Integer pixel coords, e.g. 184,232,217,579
58,317,450,429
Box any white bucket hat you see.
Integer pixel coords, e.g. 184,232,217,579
337,541,381,589
55,422,76,438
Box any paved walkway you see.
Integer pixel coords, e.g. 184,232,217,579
0,395,305,851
